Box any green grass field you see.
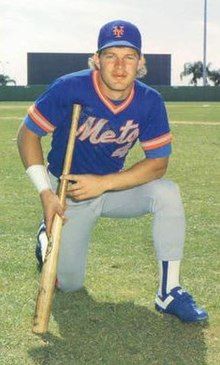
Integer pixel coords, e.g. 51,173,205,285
0,102,220,365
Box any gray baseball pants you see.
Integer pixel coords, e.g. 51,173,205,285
49,174,185,292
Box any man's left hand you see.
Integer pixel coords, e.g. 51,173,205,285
61,174,108,200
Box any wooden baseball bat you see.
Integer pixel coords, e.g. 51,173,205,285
32,103,82,334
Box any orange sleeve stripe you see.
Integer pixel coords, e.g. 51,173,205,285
141,132,172,151
28,104,55,133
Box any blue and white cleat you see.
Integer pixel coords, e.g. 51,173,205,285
36,220,48,269
155,286,208,323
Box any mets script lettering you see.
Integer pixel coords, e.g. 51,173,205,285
77,117,139,158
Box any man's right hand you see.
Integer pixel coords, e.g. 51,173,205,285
40,189,66,236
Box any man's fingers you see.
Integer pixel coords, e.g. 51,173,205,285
57,205,65,218
61,174,79,181
45,216,53,237
45,205,66,236
72,191,82,197
73,194,86,201
69,189,84,197
66,188,86,200
67,183,81,191
62,216,68,225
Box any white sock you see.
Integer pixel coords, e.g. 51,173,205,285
158,260,181,297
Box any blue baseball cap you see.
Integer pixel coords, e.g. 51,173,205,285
98,20,142,53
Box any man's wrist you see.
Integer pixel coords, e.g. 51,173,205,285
26,165,52,194
102,173,117,191
40,188,53,198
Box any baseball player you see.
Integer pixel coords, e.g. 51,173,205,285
17,20,208,322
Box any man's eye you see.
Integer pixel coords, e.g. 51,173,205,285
126,55,136,60
105,54,115,59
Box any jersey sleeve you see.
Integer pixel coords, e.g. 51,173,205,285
139,93,172,158
24,78,67,136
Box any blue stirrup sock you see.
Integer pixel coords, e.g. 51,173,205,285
158,260,181,297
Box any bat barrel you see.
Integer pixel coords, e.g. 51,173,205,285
32,215,63,333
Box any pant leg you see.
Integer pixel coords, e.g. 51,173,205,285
101,179,185,260
49,172,101,292
57,199,101,292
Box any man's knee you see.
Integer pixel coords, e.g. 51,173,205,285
155,179,181,198
150,179,184,213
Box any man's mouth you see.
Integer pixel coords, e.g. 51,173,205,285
112,74,126,79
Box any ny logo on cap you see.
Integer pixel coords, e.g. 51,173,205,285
113,26,124,38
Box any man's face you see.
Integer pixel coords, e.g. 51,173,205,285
94,47,143,97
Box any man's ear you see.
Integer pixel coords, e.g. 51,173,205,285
93,53,100,69
138,55,146,71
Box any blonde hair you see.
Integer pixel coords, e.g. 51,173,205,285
88,54,147,79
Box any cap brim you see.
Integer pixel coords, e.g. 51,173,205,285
98,40,140,52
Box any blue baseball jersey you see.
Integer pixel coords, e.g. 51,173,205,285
25,69,172,178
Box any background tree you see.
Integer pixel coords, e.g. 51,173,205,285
180,61,211,86
207,69,220,86
0,74,16,86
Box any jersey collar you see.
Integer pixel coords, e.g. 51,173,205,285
92,70,135,115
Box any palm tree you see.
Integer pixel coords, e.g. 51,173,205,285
0,74,16,86
180,61,210,86
207,69,220,86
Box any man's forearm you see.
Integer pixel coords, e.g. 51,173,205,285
102,157,169,191
17,123,53,194
17,124,44,168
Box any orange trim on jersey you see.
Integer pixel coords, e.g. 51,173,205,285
92,70,135,115
28,104,55,133
141,132,172,151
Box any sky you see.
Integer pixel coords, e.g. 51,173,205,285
1,0,220,86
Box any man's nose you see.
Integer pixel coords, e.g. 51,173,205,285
114,58,125,68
